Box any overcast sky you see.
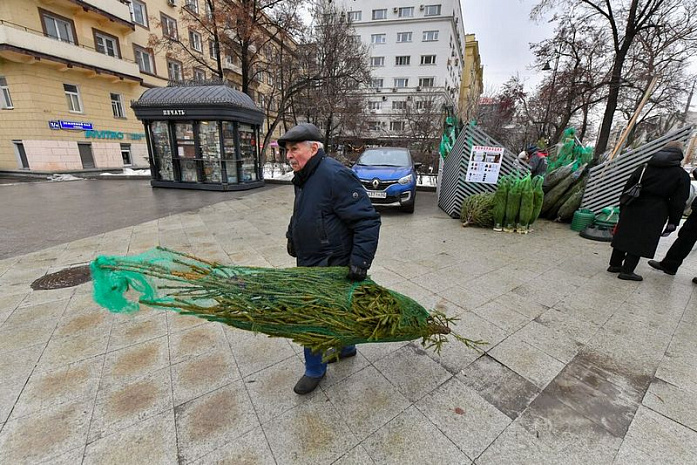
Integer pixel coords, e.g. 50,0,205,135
460,0,697,111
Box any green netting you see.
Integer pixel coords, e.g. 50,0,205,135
547,127,594,172
91,247,482,356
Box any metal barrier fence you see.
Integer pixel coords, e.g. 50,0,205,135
580,126,695,213
437,124,523,218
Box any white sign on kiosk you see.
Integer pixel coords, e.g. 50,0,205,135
465,145,504,184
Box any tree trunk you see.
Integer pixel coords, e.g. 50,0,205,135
593,47,630,159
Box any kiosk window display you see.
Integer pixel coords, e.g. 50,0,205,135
132,84,265,191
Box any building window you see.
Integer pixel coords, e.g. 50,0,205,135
394,78,408,88
63,84,82,113
94,30,120,58
372,9,387,20
370,56,385,67
161,13,178,39
348,11,361,21
193,68,206,81
40,9,76,44
0,77,13,109
167,60,183,81
120,143,132,165
129,0,148,27
134,45,155,74
185,0,198,14
368,101,381,110
415,100,434,110
396,32,412,43
390,121,405,131
392,100,407,110
421,55,436,65
423,30,439,42
189,30,202,52
371,78,383,89
371,34,386,44
424,4,442,16
395,56,410,66
111,93,125,118
419,77,435,87
398,7,414,17
209,40,218,59
368,121,381,131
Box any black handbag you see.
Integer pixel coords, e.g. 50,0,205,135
619,164,647,206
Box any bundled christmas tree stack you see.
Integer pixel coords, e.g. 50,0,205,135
91,247,483,357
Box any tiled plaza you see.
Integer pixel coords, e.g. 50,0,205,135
1,186,696,464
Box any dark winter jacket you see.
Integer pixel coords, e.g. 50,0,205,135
528,151,548,177
287,149,381,268
612,147,691,258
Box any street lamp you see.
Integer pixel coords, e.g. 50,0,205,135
542,52,560,143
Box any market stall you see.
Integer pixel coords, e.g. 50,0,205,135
132,84,265,191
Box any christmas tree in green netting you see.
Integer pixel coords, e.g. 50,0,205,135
91,247,484,357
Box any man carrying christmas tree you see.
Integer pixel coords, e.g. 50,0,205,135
280,123,381,394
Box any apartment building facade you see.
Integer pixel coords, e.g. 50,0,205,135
334,0,466,145
459,33,483,122
0,0,284,172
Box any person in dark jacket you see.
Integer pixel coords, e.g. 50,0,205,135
527,145,548,177
608,141,691,281
281,123,381,395
647,167,697,277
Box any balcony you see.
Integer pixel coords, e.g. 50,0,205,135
0,21,141,82
40,0,134,31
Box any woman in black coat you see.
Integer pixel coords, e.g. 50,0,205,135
609,141,691,281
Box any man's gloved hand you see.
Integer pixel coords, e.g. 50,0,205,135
662,224,677,237
347,264,367,281
287,239,296,257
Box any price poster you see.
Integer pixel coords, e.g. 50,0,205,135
465,145,504,184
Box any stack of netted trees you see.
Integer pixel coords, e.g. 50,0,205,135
460,174,544,233
540,163,588,221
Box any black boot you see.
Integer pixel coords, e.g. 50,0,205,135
293,374,324,395
618,272,643,281
647,260,676,275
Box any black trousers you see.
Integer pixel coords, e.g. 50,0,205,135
660,213,697,273
610,248,640,273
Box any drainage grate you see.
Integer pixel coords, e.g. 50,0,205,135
31,264,92,290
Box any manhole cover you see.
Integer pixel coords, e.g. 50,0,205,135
31,264,92,290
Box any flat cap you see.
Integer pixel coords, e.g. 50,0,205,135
278,123,322,148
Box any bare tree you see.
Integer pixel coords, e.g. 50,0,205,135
533,0,697,158
292,1,372,150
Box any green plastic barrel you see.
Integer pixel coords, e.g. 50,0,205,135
570,208,595,232
595,207,619,229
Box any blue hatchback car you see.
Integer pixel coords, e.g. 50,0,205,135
352,147,419,213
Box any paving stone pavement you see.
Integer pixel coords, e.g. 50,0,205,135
1,186,696,464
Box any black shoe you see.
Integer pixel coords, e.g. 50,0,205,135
607,266,622,273
326,349,357,364
693,277,697,284
618,272,643,281
647,260,676,275
293,374,324,395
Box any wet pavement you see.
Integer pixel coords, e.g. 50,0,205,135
0,179,276,259
0,185,696,464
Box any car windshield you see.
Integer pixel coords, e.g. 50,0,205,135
356,149,411,167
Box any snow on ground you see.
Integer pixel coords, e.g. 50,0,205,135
262,163,438,186
47,174,83,182
100,168,151,176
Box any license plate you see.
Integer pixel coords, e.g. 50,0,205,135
366,190,386,199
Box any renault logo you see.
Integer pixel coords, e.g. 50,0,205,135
371,178,380,189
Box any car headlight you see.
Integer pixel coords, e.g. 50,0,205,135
398,174,413,185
